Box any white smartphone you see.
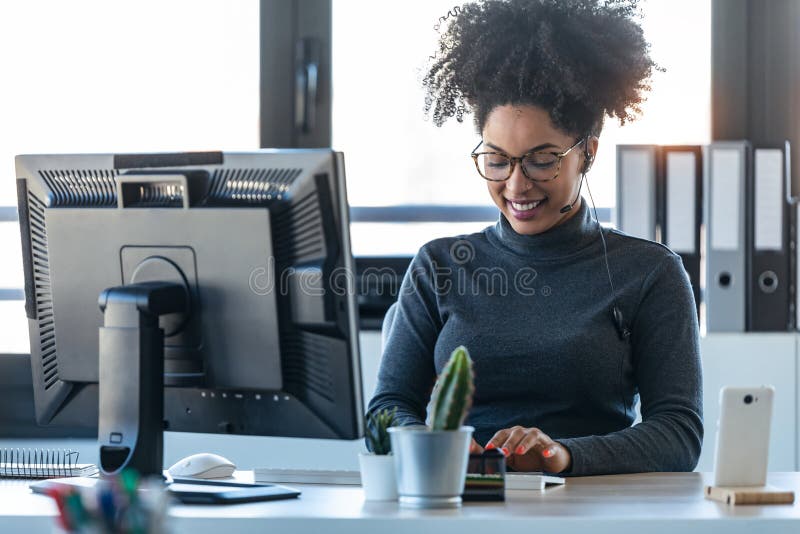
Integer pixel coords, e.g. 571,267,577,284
712,385,774,487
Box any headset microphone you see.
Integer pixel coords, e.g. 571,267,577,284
612,305,631,341
560,172,585,214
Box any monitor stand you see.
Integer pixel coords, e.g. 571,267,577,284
97,281,187,477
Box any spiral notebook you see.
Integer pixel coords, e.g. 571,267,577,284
0,449,98,479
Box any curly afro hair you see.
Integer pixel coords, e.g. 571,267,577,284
422,0,659,137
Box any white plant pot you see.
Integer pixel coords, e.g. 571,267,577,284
358,452,398,501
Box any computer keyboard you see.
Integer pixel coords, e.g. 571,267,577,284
253,468,564,490
254,468,362,485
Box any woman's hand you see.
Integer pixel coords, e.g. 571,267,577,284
469,438,484,454
484,426,571,473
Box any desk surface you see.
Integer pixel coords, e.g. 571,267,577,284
2,472,799,534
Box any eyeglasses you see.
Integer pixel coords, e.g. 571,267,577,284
470,138,585,182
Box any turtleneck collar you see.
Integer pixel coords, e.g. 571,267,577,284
486,199,600,260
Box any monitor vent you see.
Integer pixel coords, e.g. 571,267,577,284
272,190,325,264
208,168,302,203
123,182,185,208
282,331,335,402
28,194,58,390
39,169,118,206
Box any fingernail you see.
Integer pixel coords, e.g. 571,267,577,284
515,445,525,455
542,448,555,458
501,447,509,456
485,443,496,450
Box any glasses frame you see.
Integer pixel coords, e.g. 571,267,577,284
470,137,585,183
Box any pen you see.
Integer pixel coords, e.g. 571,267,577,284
99,484,116,531
47,488,71,531
65,491,86,530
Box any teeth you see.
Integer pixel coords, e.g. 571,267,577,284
511,200,543,211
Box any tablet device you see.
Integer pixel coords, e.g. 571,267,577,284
167,478,301,504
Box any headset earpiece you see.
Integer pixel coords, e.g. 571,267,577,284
582,154,594,174
581,136,594,174
561,135,594,214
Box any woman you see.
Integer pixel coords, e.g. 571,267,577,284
367,0,702,476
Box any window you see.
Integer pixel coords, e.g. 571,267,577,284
0,0,259,353
332,0,711,255
0,1,712,349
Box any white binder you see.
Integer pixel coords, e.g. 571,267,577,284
616,145,658,240
705,141,750,332
665,151,697,254
661,146,703,318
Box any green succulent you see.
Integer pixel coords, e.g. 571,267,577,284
427,345,475,431
366,407,398,455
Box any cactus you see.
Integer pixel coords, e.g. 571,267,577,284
427,345,475,431
365,407,398,455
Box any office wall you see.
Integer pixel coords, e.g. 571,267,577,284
696,334,797,472
712,0,800,195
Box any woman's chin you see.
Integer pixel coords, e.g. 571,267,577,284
505,212,549,235
499,197,580,235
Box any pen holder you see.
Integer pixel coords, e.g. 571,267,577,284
47,471,169,534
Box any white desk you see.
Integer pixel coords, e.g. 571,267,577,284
1,472,798,533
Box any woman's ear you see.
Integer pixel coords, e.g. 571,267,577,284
582,136,600,173
589,136,599,158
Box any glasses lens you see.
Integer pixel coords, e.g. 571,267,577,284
475,153,511,180
522,152,560,181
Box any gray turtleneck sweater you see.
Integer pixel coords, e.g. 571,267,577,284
367,201,703,476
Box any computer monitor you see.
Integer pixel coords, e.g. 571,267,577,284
15,150,364,443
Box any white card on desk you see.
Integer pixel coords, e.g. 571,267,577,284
505,473,565,491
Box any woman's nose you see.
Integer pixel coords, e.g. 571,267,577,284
505,163,530,194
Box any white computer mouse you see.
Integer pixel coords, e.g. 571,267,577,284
168,453,236,479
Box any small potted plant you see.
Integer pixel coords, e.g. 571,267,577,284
359,407,398,501
388,345,475,509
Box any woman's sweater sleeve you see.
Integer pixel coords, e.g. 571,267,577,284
557,253,704,475
365,246,442,436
